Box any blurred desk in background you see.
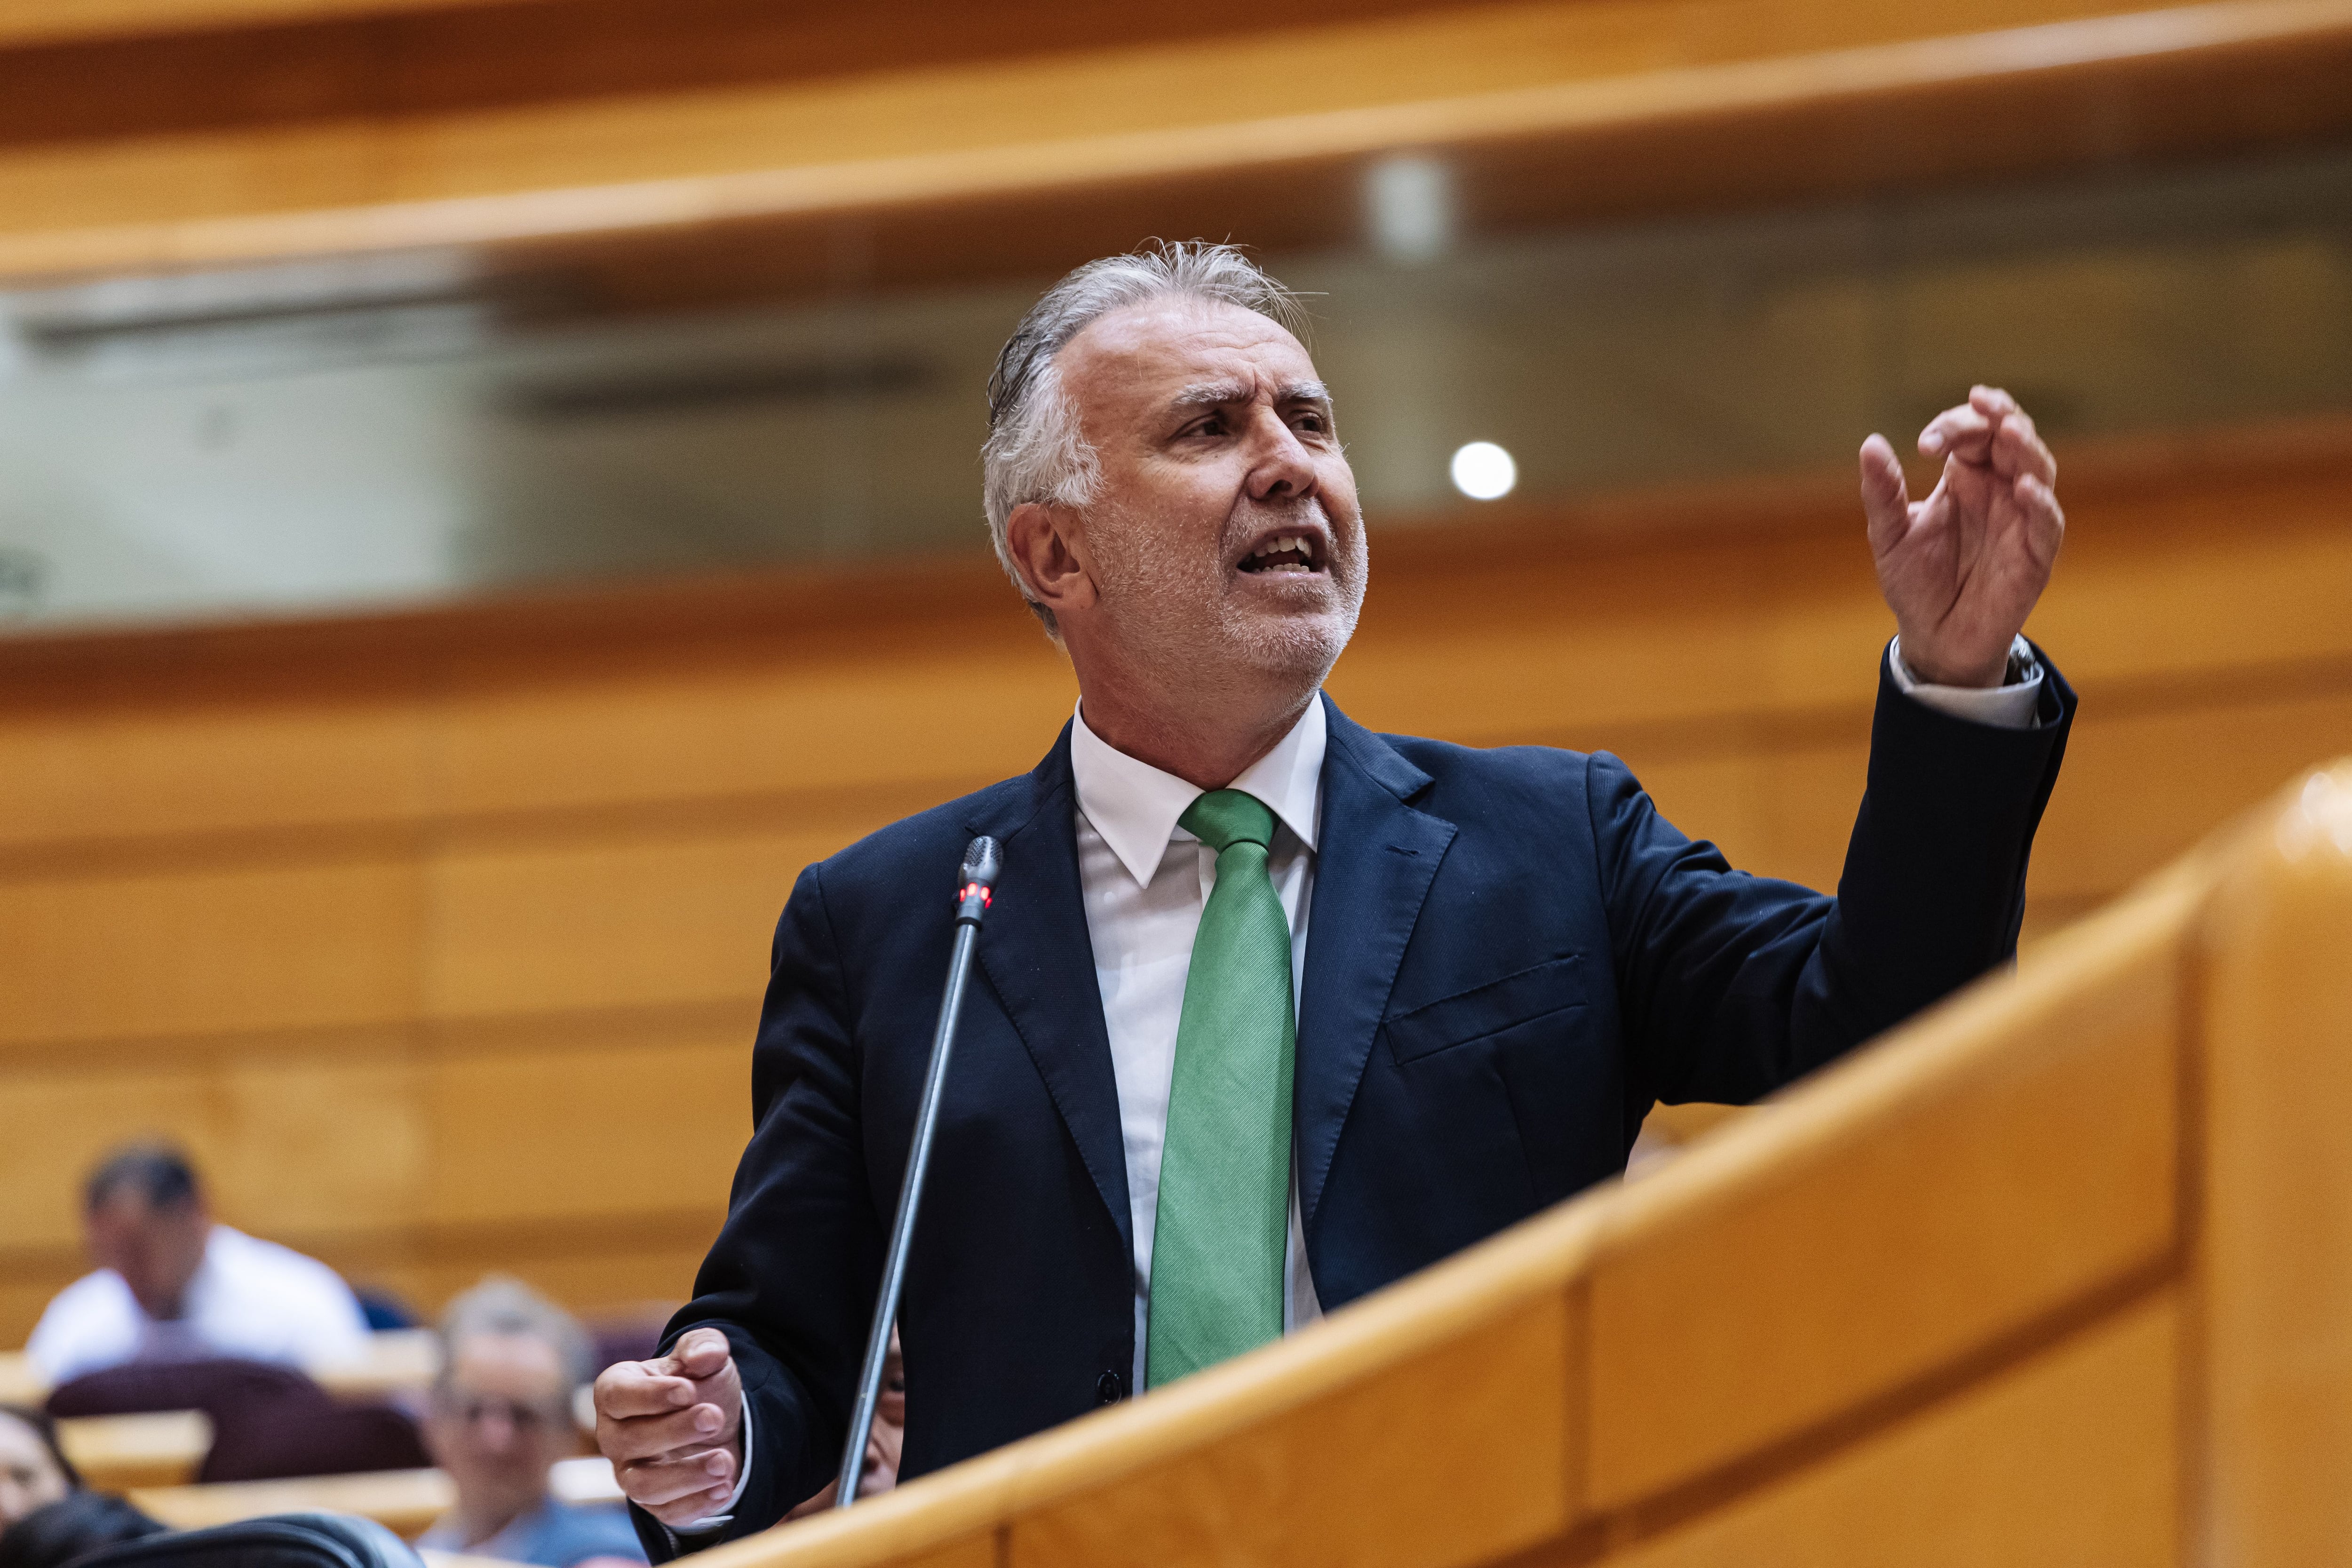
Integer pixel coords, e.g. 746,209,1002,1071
0,1350,40,1407
131,1455,624,1540
56,1409,211,1491
134,1468,453,1540
312,1329,439,1400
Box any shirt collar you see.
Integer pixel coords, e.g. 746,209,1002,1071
1070,695,1326,889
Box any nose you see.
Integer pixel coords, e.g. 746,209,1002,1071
1243,405,1318,505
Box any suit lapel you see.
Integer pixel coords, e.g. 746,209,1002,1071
1295,698,1456,1233
968,726,1135,1260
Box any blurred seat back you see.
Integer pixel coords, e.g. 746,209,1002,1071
68,1512,421,1568
47,1361,428,1483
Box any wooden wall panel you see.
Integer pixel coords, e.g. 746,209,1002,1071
2029,685,2352,903
432,649,1073,820
1608,1291,2180,1568
378,1239,719,1317
0,695,427,852
422,830,826,1019
0,1048,423,1253
2023,474,2352,689
421,1035,746,1225
0,1284,64,1349
0,859,421,1047
1334,541,1828,741
1620,684,2352,915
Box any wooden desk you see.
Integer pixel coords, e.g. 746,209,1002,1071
132,1467,455,1539
310,1329,439,1400
0,1350,44,1408
56,1409,211,1491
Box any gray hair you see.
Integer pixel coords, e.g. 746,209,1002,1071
982,242,1309,637
435,1275,594,1391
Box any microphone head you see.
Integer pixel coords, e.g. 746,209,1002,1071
959,835,1003,891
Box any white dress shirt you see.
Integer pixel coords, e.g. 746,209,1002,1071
685,635,2041,1527
1888,634,2043,727
26,1224,370,1384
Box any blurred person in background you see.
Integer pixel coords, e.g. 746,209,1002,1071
0,1409,76,1533
0,1414,166,1568
417,1278,645,1568
26,1143,369,1385
782,1330,903,1519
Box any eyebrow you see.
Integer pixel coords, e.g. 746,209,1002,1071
1169,379,1334,412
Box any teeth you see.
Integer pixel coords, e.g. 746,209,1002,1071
1246,534,1316,565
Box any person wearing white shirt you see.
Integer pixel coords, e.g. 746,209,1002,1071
593,243,2072,1556
26,1143,369,1386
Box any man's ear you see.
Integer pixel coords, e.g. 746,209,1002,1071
1005,501,1097,622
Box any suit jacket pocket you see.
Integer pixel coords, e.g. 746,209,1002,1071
1383,954,1587,1066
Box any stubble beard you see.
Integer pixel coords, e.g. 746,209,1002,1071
1088,493,1367,713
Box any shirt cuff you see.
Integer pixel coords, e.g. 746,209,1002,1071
667,1404,754,1539
1888,635,2042,731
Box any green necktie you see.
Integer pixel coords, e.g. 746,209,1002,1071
1145,788,1295,1389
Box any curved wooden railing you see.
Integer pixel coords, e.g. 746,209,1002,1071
687,758,2352,1568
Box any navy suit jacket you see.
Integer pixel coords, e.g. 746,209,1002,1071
642,646,2074,1553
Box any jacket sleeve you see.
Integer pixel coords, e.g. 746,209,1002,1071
1593,641,2075,1106
632,861,884,1558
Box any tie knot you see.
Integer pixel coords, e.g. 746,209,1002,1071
1180,789,1276,854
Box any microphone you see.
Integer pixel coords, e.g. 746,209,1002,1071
837,836,1002,1508
954,836,1002,924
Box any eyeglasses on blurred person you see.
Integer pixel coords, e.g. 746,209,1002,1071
417,1278,645,1568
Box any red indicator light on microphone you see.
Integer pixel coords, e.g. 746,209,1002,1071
957,883,993,908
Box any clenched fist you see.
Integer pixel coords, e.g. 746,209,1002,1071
594,1327,745,1528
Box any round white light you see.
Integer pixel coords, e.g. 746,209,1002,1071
1450,441,1517,501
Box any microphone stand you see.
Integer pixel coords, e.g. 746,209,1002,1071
836,835,1001,1508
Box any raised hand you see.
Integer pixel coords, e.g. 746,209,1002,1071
1860,386,2064,688
594,1327,745,1528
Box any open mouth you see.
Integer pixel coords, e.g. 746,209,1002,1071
1237,531,1325,575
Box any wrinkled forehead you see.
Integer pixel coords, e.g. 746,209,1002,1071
1058,296,1318,427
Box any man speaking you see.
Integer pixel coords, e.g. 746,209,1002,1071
596,243,2073,1551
